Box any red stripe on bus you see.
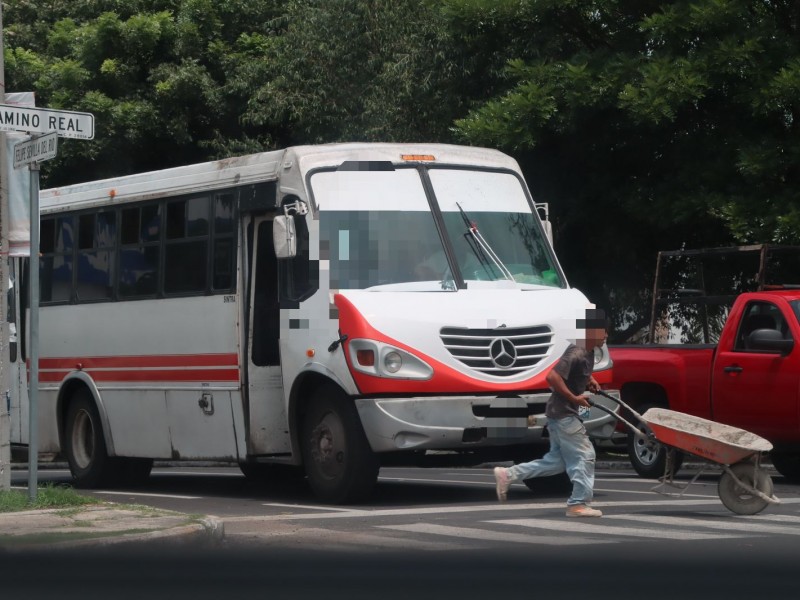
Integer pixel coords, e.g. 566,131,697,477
38,354,239,370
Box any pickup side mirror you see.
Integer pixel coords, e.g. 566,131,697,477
747,329,794,355
273,215,297,259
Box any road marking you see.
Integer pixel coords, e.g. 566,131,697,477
262,502,355,512
377,523,612,546
490,518,736,541
96,490,201,500
604,514,800,535
225,498,800,523
152,470,243,477
594,487,719,499
742,513,800,524
379,476,495,487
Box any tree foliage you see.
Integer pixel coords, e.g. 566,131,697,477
444,0,800,335
4,1,800,338
3,0,285,185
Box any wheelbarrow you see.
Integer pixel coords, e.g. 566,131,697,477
589,391,780,515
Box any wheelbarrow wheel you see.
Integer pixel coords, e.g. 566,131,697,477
718,462,774,515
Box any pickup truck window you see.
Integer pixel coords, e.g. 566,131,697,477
792,300,800,325
735,301,792,351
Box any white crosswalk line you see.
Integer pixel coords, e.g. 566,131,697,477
741,513,800,524
377,523,612,546
604,514,800,535
489,518,737,541
227,497,800,523
594,487,718,498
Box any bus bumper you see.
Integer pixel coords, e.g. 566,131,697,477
354,391,620,453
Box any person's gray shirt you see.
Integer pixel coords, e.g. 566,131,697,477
545,344,593,419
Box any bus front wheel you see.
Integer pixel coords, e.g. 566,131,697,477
301,385,379,504
64,389,117,488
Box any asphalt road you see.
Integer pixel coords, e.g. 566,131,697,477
10,463,800,599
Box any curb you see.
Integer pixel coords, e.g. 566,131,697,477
0,515,225,553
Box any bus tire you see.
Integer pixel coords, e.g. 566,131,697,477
301,385,379,504
64,389,118,488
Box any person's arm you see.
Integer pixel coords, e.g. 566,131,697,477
546,368,590,408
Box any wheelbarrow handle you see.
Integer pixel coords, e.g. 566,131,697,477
588,389,653,438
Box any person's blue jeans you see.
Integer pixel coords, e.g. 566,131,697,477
507,416,596,506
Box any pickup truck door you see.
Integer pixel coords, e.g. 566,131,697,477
711,300,799,440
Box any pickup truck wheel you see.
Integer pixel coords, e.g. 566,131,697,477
627,405,684,479
770,452,800,482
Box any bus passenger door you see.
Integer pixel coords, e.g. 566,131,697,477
244,217,290,456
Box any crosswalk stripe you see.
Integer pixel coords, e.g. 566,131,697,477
594,487,718,498
740,513,800,524
377,523,612,546
226,497,800,523
489,518,737,541
604,514,800,535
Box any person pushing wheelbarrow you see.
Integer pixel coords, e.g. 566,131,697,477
494,308,608,517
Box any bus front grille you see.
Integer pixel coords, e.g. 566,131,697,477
440,325,554,377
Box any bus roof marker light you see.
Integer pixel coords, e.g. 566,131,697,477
400,154,436,162
108,189,116,199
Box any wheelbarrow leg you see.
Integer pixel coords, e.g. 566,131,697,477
651,450,706,498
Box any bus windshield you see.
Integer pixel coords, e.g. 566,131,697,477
313,166,563,291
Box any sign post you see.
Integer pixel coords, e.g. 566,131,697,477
12,126,77,503
0,102,93,501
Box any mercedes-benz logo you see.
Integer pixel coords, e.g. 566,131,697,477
489,338,517,369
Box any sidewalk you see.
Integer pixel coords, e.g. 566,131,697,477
0,503,224,552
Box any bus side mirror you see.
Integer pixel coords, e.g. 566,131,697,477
274,215,297,259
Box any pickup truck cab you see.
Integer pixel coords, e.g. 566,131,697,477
610,290,800,480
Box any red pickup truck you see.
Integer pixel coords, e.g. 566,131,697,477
609,290,800,481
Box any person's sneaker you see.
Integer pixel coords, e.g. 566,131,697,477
566,504,603,518
493,467,511,502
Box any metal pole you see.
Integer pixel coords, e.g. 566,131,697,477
0,0,11,493
27,159,39,502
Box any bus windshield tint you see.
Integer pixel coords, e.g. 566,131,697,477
314,169,448,291
429,169,562,288
313,167,563,291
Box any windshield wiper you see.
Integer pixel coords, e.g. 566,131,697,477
456,203,516,282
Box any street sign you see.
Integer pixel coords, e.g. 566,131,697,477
13,132,58,169
0,104,94,139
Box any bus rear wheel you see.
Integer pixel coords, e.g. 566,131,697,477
64,389,117,488
301,385,379,504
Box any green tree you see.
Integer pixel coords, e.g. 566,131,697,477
445,0,800,337
236,0,472,145
3,0,284,186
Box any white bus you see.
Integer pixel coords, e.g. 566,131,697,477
8,143,617,503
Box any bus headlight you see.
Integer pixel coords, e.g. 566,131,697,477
348,339,433,379
593,343,612,371
384,351,403,373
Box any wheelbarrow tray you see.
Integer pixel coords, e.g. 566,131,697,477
642,407,773,465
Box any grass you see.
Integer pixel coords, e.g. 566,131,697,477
0,484,99,513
